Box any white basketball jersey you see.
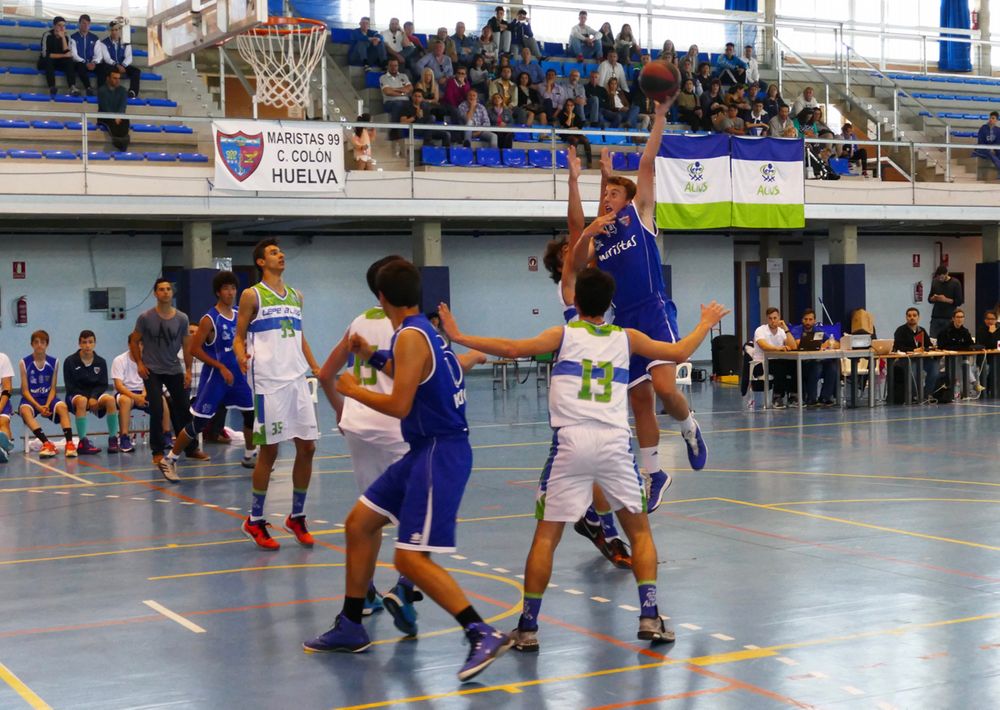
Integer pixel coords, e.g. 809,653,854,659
339,307,405,445
247,281,308,394
549,321,630,432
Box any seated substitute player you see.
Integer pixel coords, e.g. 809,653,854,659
64,329,120,454
0,349,15,463
438,268,728,650
159,272,257,482
19,329,76,458
573,99,707,512
304,260,513,684
112,333,173,453
317,254,486,633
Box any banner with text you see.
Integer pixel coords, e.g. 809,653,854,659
212,120,345,192
654,133,732,230
730,137,805,229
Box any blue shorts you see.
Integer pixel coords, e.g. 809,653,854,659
0,400,11,419
19,397,64,422
613,294,679,387
68,393,111,418
190,367,253,419
360,434,473,553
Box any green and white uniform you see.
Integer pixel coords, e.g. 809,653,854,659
536,321,646,521
248,281,318,445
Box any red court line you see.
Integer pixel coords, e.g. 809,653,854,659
0,526,241,555
661,508,1000,584
684,664,814,709
588,684,736,709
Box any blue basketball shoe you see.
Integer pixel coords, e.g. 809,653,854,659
458,623,514,682
302,613,371,653
383,582,423,637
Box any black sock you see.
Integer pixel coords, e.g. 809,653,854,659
454,606,483,629
342,596,365,624
63,428,74,443
33,428,47,443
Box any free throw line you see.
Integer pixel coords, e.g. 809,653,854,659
0,661,51,709
142,600,207,634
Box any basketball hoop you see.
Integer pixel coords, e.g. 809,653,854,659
235,16,328,113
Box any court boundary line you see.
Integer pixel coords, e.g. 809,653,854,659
0,661,51,710
142,600,207,634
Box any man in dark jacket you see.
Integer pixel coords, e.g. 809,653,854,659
97,68,130,151
928,265,963,339
937,309,984,398
64,329,120,454
892,307,941,401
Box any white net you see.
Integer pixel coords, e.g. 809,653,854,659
235,18,328,110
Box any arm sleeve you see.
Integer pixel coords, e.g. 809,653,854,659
953,280,963,306
70,35,84,62
123,44,133,66
63,355,80,398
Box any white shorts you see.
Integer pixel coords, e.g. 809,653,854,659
536,422,645,522
252,379,319,446
343,430,409,492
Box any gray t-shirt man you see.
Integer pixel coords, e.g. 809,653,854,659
134,308,189,374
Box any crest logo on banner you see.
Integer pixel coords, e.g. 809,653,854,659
216,131,264,182
686,161,704,181
760,162,777,183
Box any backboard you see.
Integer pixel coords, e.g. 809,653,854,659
146,0,267,66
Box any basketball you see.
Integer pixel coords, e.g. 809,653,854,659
639,60,681,102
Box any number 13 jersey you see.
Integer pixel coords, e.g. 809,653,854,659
549,321,630,433
248,281,308,394
341,307,404,445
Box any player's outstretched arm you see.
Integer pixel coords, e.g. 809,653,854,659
438,303,563,358
336,329,427,420
635,97,675,223
234,288,258,375
566,149,584,240
629,301,729,363
457,350,488,372
570,210,616,273
318,331,350,420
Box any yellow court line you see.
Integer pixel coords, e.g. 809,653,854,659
668,466,1000,489
150,562,349,581
767,497,1000,507
0,661,51,710
718,498,1000,552
701,409,1000,435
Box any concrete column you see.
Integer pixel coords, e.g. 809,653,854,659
412,221,443,267
828,223,859,264
979,0,991,76
758,234,781,321
764,0,776,67
182,221,213,269
983,223,1000,263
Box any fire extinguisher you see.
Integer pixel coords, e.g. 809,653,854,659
14,296,27,326
972,10,979,30
914,281,924,303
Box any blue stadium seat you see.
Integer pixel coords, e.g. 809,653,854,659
0,118,29,128
650,49,662,60
589,132,604,145
542,42,564,57
90,24,107,32
146,98,178,108
127,97,145,106
414,33,428,47
528,149,553,168
421,145,449,166
513,128,534,142
964,113,986,120
918,111,932,117
555,150,569,168
77,150,111,160
53,94,85,103
163,125,193,134
10,67,39,75
112,152,145,161
365,71,381,89
177,152,209,163
43,150,76,160
145,152,177,162
329,27,353,44
8,149,41,159
0,150,6,157
133,48,148,57
540,61,563,76
603,129,628,146
131,124,162,132
951,130,977,138
140,73,163,81
626,152,641,171
449,146,474,167
970,96,989,102
0,42,27,50
476,147,502,167
583,63,599,76
84,95,97,104
19,92,51,101
17,19,47,28
0,92,17,100
31,120,63,129
828,157,851,175
502,148,529,167
0,19,15,26
564,61,585,77
611,151,628,171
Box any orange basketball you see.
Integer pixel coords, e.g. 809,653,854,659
639,60,681,102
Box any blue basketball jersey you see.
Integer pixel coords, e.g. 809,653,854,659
203,306,240,372
593,202,665,311
23,354,56,400
392,314,468,442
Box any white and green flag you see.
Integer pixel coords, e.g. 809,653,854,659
730,136,805,229
654,133,732,230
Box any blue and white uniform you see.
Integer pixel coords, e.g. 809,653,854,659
536,321,646,521
558,283,578,323
20,354,63,421
0,353,13,419
190,306,254,418
594,202,679,386
360,314,472,553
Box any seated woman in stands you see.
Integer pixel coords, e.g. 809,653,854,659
556,98,592,169
515,71,545,126
351,114,376,171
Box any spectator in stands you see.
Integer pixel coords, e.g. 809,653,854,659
838,122,869,177
724,84,751,118
515,71,544,126
564,69,589,123
381,58,413,155
489,65,520,120
557,98,592,168
700,78,725,127
442,65,472,119
487,92,514,149
679,57,700,98
598,50,628,92
893,307,941,400
97,69,130,152
69,14,98,97
479,26,499,70
807,130,840,179
383,17,416,72
351,114,375,171
598,23,615,59
512,46,543,87
451,22,477,68
416,40,454,87
746,99,770,136
661,39,678,65
794,107,818,138
812,106,831,134
715,42,746,87
486,6,512,57
458,89,497,148
586,70,611,127
676,79,703,131
716,104,745,135
792,86,819,116
509,9,541,59
796,308,839,406
974,111,1000,175
468,55,490,95
540,68,569,124
929,265,963,338
400,88,451,156
762,83,785,117
615,24,641,62
769,104,794,137
743,44,759,85
415,67,441,114
569,11,600,60
604,77,641,129
403,22,423,54
432,27,458,64
348,16,387,68
683,45,700,70
39,16,78,97
97,20,141,97
753,307,797,408
695,61,714,93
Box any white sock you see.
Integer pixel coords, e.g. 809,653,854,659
244,446,256,458
166,450,180,462
639,447,659,473
679,413,697,437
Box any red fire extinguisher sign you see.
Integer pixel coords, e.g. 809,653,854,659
12,261,24,279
